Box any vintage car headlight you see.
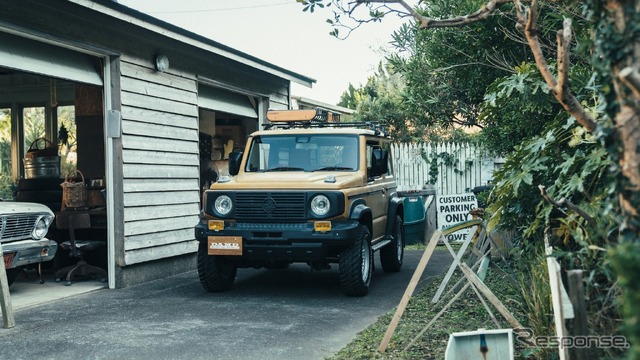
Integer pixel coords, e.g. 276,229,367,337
310,195,331,217
32,215,53,240
215,195,233,216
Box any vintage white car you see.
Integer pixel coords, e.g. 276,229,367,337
1,201,57,286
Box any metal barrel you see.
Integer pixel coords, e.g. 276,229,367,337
23,156,61,179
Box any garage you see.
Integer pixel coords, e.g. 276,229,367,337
1,0,314,297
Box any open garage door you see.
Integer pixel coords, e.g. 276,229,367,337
0,31,102,86
198,86,257,119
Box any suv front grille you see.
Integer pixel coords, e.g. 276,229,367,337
0,213,39,242
235,192,306,222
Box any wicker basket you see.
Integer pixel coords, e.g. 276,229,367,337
61,170,87,209
25,137,58,158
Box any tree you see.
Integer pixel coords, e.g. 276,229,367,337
300,0,640,357
386,0,533,132
339,61,477,142
338,62,413,141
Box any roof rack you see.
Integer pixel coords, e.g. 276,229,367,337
266,108,340,123
264,109,390,137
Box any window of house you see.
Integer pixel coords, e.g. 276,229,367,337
57,105,77,174
0,107,12,199
22,106,46,155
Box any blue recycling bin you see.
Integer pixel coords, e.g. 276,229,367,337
399,192,426,245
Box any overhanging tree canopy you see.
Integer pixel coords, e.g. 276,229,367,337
299,0,640,356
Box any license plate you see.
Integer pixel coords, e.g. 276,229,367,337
3,253,15,269
208,236,242,256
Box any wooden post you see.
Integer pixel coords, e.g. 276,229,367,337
0,243,15,328
568,270,588,360
545,236,570,360
458,263,533,345
378,230,442,353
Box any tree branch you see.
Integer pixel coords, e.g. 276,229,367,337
556,20,571,98
354,0,512,28
538,185,597,228
515,0,597,133
421,0,513,29
619,67,640,100
451,116,485,129
353,0,427,26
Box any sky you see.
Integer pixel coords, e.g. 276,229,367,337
117,0,415,105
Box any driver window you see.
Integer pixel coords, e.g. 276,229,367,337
366,143,375,180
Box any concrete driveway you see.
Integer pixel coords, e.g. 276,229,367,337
0,249,450,360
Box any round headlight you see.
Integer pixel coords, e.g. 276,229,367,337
215,195,233,216
310,195,330,217
32,215,52,240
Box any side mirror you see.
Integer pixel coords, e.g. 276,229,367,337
228,151,243,176
371,148,388,177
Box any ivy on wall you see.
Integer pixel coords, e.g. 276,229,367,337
419,146,476,186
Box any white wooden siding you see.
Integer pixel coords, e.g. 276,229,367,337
125,228,196,251
123,191,201,207
392,142,500,194
120,56,200,266
124,241,198,265
268,91,290,110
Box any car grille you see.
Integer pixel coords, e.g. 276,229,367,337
0,213,39,242
235,192,306,222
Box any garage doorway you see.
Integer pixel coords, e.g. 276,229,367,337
197,85,262,194
0,31,112,301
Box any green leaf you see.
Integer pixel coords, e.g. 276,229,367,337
566,174,584,193
524,136,549,153
557,154,575,176
510,169,532,195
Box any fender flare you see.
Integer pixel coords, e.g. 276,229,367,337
349,200,372,229
384,196,404,236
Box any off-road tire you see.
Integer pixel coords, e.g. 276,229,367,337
197,241,237,292
5,268,20,286
339,225,373,297
380,215,404,272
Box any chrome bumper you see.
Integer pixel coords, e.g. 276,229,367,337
1,239,58,269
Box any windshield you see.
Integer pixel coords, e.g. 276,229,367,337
245,134,359,172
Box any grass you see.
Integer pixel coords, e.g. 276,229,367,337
328,246,530,360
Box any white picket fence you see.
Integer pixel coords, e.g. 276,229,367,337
391,142,501,194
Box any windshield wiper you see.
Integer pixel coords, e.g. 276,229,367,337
314,166,354,171
265,166,305,172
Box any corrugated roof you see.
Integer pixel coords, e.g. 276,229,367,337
69,0,316,87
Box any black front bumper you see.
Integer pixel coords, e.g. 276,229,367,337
195,220,360,262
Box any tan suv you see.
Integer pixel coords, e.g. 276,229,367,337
194,110,405,296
